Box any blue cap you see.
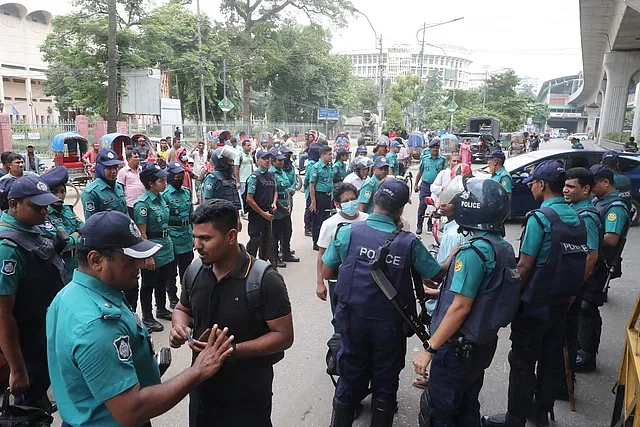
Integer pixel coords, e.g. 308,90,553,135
375,177,412,210
487,150,505,161
79,211,162,259
590,164,615,182
280,146,293,154
96,148,122,167
166,161,185,174
390,141,401,148
271,149,286,160
256,149,272,159
40,167,69,189
523,160,566,184
139,162,169,181
336,147,350,155
374,156,390,168
8,175,61,206
601,151,619,166
356,145,368,153
428,138,441,148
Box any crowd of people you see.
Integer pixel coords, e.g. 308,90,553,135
0,128,632,427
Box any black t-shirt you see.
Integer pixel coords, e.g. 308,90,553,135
180,247,291,402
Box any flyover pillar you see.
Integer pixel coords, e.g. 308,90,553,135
633,82,640,141
585,106,599,136
599,52,640,142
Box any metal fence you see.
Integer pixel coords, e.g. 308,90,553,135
10,121,76,157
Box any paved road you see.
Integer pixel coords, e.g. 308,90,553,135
60,138,634,426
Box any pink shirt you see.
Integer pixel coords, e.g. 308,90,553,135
117,165,146,207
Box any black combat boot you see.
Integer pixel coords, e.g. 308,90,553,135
370,397,395,427
575,350,596,372
329,399,354,427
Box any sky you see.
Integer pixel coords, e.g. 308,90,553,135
25,0,583,90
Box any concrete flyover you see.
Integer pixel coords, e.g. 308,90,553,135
569,0,640,143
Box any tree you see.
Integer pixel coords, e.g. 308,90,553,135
385,74,420,129
338,76,379,118
219,0,355,125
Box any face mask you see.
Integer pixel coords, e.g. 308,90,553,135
180,155,188,162
340,200,359,217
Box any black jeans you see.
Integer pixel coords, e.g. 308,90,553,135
312,192,332,246
247,213,273,262
166,251,194,301
141,262,171,317
304,196,313,232
273,216,293,257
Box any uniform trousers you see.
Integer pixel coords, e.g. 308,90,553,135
417,180,432,229
140,263,171,317
272,216,293,257
247,213,273,262
312,192,332,246
304,196,313,232
166,251,194,302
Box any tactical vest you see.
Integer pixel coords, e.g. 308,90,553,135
615,175,632,199
520,207,588,305
249,171,276,211
594,195,631,263
431,235,520,345
212,171,241,210
0,227,64,355
335,221,415,322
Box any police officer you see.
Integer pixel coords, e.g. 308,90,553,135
280,145,297,194
483,160,587,427
0,176,63,410
370,140,389,162
46,210,233,427
575,164,630,372
270,149,299,267
355,145,368,158
134,162,175,332
415,177,519,427
304,144,321,237
487,150,512,199
41,167,84,284
310,145,334,250
203,146,241,208
333,147,350,184
322,178,445,427
601,151,632,198
81,148,127,219
162,161,194,309
570,137,584,150
246,149,277,261
387,141,401,176
414,139,448,234
344,157,372,192
560,167,601,396
358,156,389,214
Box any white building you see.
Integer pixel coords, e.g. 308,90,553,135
0,2,57,123
344,44,473,90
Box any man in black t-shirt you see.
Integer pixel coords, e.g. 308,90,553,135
170,199,293,427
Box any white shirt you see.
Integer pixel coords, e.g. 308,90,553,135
430,169,452,203
317,211,369,249
343,172,364,191
398,146,409,161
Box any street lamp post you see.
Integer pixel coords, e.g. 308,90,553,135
415,17,464,132
196,0,206,137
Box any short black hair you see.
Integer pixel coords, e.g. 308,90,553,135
566,167,594,189
190,199,239,234
125,149,136,160
1,152,13,165
77,245,115,267
230,137,237,144
543,179,565,194
7,153,22,164
333,182,358,202
320,146,332,156
160,138,166,143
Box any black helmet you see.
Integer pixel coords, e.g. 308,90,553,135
454,177,509,233
211,146,239,175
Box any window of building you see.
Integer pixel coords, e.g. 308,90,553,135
429,57,434,65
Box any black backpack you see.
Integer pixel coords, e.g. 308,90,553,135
182,256,285,364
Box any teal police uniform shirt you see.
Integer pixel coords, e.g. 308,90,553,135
271,166,292,220
491,167,512,193
571,199,601,252
599,191,629,235
323,213,441,279
333,160,348,182
310,160,334,193
358,175,382,214
304,160,317,199
521,197,581,263
82,179,127,219
134,190,174,267
613,172,632,196
43,204,84,281
386,151,399,176
161,185,194,255
419,155,448,184
47,270,161,427
202,172,221,200
0,213,36,295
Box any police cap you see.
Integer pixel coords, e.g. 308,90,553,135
601,151,619,167
487,150,505,161
590,164,615,182
522,160,565,184
271,149,286,160
139,162,169,181
256,149,272,159
8,175,60,206
40,167,69,189
375,177,411,211
96,148,122,167
166,161,185,174
374,156,390,168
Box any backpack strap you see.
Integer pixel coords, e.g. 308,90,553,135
466,237,490,263
182,257,203,297
246,257,272,325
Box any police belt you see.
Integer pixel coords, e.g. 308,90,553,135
277,194,289,200
147,230,169,239
317,191,332,197
62,248,77,258
168,219,190,227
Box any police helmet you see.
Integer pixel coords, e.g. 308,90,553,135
354,157,373,170
454,177,509,233
211,146,239,172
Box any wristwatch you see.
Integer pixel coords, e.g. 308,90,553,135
424,340,438,354
227,343,238,363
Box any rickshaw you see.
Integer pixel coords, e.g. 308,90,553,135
100,133,130,161
52,131,91,207
130,133,157,163
440,133,458,154
407,131,425,160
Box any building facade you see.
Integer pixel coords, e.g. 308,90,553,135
0,2,57,123
345,44,473,90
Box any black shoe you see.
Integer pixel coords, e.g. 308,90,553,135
329,398,354,427
527,410,550,427
290,250,296,255
156,309,173,321
575,350,596,372
481,413,525,427
416,227,423,235
370,397,395,427
313,244,319,251
277,259,287,268
142,317,164,332
305,230,312,237
282,255,300,262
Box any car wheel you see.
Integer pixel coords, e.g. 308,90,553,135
630,199,640,227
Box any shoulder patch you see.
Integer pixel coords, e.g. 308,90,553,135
501,180,508,187
139,207,148,217
85,201,95,212
1,259,17,275
113,336,132,362
454,259,463,272
205,182,213,191
364,190,372,199
607,212,617,221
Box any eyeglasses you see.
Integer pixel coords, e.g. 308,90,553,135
526,179,541,189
